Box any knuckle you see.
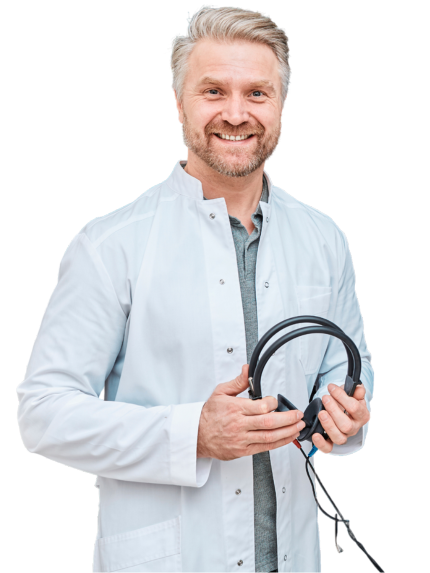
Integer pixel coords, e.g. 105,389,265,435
233,450,243,460
262,414,274,429
348,402,359,415
225,401,236,416
259,401,270,415
337,435,347,445
343,420,353,434
263,431,272,444
267,440,277,451
245,445,254,456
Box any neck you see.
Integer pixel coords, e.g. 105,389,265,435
184,151,266,229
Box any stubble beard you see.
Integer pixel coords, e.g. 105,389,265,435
182,113,281,178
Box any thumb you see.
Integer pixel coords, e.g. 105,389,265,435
216,364,250,397
353,384,366,401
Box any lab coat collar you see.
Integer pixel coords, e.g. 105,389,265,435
166,160,273,205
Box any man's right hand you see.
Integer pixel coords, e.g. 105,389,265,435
197,364,306,460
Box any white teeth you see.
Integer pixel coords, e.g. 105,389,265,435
217,133,253,140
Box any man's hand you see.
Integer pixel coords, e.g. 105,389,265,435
312,383,370,453
197,365,306,460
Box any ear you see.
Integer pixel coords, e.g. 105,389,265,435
174,90,184,123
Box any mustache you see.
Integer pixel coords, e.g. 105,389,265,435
206,125,264,137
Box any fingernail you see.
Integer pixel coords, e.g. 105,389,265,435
328,384,336,392
320,412,328,421
323,396,331,404
296,411,303,420
297,421,306,430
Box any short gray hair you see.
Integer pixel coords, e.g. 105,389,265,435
171,6,290,102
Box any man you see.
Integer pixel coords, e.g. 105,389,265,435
17,7,373,573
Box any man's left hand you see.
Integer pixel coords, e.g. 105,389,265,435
312,383,370,453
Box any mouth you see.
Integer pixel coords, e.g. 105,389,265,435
212,133,256,142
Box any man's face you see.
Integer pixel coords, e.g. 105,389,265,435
176,39,285,177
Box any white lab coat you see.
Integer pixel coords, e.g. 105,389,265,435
17,161,373,573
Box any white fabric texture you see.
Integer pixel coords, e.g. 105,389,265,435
17,161,374,572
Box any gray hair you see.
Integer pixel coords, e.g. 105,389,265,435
171,6,290,102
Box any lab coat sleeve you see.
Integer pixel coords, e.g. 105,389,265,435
17,232,212,487
313,231,374,456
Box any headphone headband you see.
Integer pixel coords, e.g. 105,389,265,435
248,317,362,400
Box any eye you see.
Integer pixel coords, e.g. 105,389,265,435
208,89,219,95
252,91,264,97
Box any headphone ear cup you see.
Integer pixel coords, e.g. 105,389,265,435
299,398,326,442
275,393,298,413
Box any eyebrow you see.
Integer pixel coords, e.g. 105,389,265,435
197,76,277,94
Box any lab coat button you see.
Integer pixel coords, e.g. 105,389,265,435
284,555,287,561
237,560,243,566
220,279,225,284
266,217,269,222
227,348,233,354
282,487,286,493
209,213,216,219
235,489,241,495
264,281,269,288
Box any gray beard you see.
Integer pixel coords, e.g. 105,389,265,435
182,115,281,178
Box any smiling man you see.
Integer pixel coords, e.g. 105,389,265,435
17,7,373,573
177,35,283,229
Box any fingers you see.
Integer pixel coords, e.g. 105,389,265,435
352,384,366,400
240,394,279,415
317,410,348,445
323,384,366,416
246,409,304,431
216,365,250,397
318,396,358,436
247,431,301,456
314,383,370,447
248,419,306,444
312,433,333,453
321,384,370,436
340,383,366,400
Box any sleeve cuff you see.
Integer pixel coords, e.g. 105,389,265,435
170,401,213,487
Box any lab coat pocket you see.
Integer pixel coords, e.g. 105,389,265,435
296,286,332,375
96,516,181,572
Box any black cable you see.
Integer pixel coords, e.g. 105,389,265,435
298,447,384,572
248,317,381,569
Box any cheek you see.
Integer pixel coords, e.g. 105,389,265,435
256,105,282,132
189,100,220,127
262,109,283,125
187,114,203,132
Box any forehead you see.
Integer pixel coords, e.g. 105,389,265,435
186,38,281,91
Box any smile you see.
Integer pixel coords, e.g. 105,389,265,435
213,133,255,141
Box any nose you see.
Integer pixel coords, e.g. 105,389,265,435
220,93,250,126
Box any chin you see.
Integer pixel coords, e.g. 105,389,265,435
209,158,264,178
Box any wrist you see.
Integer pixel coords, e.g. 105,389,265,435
197,402,209,459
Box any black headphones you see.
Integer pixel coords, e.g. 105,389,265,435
248,315,363,444
247,316,383,571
